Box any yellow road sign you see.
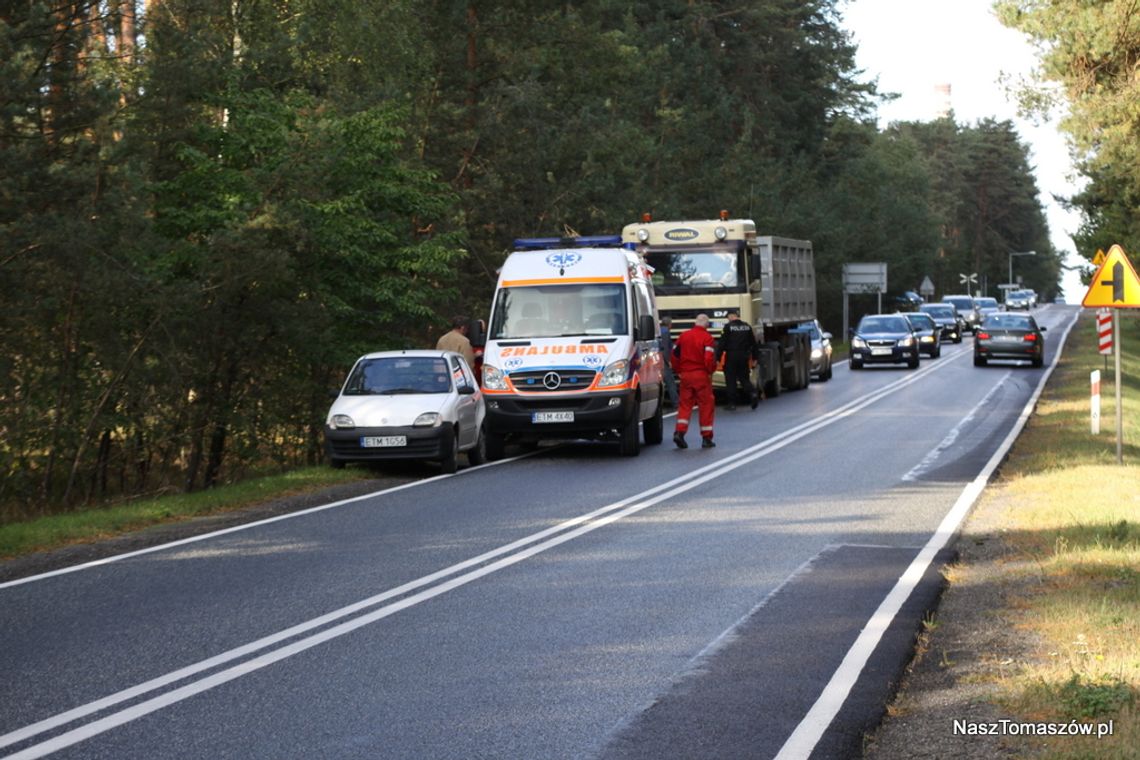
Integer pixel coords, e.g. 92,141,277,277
1083,244,1140,308
1092,249,1106,266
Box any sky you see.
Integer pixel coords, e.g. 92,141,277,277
840,0,1086,299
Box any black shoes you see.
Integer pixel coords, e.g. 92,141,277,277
750,393,759,410
701,438,716,448
726,404,736,411
673,432,688,449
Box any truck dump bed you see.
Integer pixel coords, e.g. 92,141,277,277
758,236,815,327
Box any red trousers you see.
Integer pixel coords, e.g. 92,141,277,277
675,370,715,439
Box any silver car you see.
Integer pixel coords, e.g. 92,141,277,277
941,295,981,332
795,319,833,381
324,350,486,473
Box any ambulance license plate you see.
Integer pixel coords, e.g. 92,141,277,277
361,436,406,447
533,412,574,423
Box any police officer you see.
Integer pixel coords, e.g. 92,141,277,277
672,313,717,449
716,310,759,410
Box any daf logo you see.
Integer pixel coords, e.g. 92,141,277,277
664,228,700,242
542,371,562,390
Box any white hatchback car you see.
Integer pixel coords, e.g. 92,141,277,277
324,350,486,473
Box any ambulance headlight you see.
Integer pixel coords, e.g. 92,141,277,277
598,360,629,388
482,364,507,391
637,229,650,242
714,226,728,241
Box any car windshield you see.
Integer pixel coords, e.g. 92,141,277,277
796,321,821,339
489,283,627,339
858,316,910,333
983,315,1033,330
905,314,935,329
920,305,955,319
977,298,999,309
343,357,453,395
943,298,972,310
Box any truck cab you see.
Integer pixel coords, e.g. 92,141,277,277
621,214,817,398
480,236,665,458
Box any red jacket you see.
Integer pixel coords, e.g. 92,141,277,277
672,325,716,374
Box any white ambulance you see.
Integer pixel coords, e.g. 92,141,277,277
481,236,665,459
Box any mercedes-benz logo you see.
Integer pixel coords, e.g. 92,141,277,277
542,371,562,390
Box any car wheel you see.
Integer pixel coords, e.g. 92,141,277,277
439,426,459,474
485,429,506,462
1032,356,1044,368
329,457,346,470
467,424,487,466
907,352,919,369
974,354,987,367
820,360,832,381
643,396,664,445
618,409,641,457
932,346,941,358
850,357,863,370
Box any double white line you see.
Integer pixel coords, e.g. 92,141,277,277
1,355,955,759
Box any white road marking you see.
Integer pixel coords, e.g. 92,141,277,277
774,307,1080,760
1,354,955,758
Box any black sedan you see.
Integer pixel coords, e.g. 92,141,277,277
902,311,941,358
918,303,962,343
973,313,1046,367
849,314,921,370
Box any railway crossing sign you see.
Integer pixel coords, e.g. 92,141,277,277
1082,244,1140,308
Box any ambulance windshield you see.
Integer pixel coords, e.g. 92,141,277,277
490,283,628,339
644,250,744,293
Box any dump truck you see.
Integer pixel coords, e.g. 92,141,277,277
620,213,817,398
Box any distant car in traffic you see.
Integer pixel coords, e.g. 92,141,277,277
975,296,1001,319
918,303,963,343
902,311,941,358
973,313,1046,368
794,319,834,381
849,314,921,370
941,295,981,332
324,350,486,473
892,290,925,310
1005,289,1032,310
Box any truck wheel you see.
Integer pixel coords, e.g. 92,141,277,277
485,430,506,461
764,342,782,397
643,397,664,445
439,426,458,474
618,410,641,457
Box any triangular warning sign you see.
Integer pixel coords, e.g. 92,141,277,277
1083,244,1140,308
1092,249,1106,266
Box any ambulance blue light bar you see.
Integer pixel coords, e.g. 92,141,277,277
513,235,623,250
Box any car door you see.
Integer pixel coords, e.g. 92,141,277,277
452,357,479,447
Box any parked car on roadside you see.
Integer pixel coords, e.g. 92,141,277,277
901,311,941,358
849,314,921,370
941,295,981,332
918,303,963,343
324,350,486,473
892,290,925,310
973,313,1046,368
793,319,834,381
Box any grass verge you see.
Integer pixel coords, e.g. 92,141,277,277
0,467,375,560
974,309,1139,757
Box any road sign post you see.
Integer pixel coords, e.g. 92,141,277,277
1082,244,1140,464
1091,370,1101,435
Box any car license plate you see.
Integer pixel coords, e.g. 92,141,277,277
360,436,406,447
995,335,1019,342
533,411,574,423
871,348,892,356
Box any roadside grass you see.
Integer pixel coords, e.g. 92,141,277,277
0,466,375,560
978,310,1140,757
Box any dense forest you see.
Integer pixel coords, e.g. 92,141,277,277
1,1,1071,516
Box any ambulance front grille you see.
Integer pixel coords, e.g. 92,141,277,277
508,370,597,392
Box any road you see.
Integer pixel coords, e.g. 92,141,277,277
0,305,1078,760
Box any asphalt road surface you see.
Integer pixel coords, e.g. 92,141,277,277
0,305,1079,760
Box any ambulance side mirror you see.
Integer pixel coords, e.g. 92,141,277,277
637,314,656,341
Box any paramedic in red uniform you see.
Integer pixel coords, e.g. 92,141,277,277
672,313,717,449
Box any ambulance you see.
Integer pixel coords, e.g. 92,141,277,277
480,236,665,459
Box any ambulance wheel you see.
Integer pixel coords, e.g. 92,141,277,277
619,410,641,457
485,430,507,461
643,397,664,445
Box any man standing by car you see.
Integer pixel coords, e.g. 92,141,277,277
659,316,678,407
672,313,717,449
436,315,475,367
716,310,759,410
